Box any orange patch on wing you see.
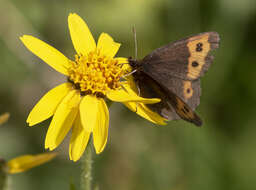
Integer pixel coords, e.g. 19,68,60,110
176,97,194,118
187,34,211,79
183,81,193,100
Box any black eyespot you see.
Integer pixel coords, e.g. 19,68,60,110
192,61,199,67
196,42,203,52
196,47,203,52
197,42,203,47
187,88,191,93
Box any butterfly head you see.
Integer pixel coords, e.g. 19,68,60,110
128,57,142,71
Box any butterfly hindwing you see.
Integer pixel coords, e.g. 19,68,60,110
134,71,202,126
141,32,220,81
134,71,180,121
162,77,201,110
165,88,202,126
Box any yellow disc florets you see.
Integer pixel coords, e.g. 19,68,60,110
67,49,124,97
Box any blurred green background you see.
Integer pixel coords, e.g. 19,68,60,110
1,0,256,189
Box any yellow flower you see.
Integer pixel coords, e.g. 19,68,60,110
20,13,161,162
6,153,56,174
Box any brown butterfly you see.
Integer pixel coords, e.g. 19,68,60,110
128,32,220,126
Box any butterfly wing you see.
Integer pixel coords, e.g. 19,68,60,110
132,32,220,126
159,76,202,110
134,71,179,121
141,32,220,81
134,71,202,126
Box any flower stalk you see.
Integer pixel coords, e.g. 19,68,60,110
81,139,93,190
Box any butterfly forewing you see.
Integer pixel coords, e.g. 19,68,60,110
141,32,220,81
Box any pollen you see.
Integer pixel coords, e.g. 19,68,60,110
67,50,124,96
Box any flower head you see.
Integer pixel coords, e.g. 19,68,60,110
21,13,160,161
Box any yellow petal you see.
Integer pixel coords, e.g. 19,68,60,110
93,99,109,154
68,13,96,55
45,90,80,150
115,57,128,64
124,102,167,125
69,114,91,162
97,33,120,58
107,85,161,104
7,153,57,174
0,112,10,125
122,74,138,93
27,83,72,126
20,35,69,75
79,95,100,132
116,57,131,75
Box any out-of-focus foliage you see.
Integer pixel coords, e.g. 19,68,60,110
1,0,256,189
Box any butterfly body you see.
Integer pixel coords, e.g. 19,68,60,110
128,32,220,126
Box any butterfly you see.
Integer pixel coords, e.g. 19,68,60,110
128,32,220,126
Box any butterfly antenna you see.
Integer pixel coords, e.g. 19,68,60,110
132,25,138,60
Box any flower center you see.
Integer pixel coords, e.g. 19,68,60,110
67,50,124,97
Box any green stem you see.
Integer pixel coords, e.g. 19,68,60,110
81,140,93,190
0,159,7,190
